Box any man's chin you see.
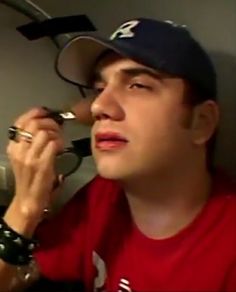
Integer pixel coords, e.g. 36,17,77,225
98,171,123,180
96,165,128,181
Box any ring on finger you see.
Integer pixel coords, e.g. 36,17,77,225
8,126,33,143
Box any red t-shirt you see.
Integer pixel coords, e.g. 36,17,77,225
34,175,236,291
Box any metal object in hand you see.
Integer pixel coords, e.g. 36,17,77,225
55,137,91,178
8,126,33,142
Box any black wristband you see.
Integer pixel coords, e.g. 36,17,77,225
0,217,38,265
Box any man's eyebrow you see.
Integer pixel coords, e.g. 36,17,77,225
89,67,170,87
120,67,167,80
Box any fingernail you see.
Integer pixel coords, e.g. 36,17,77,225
41,106,50,111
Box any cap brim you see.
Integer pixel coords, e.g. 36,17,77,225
56,34,122,86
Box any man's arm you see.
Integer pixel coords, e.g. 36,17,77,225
0,178,54,292
0,199,43,291
0,258,40,292
0,107,65,291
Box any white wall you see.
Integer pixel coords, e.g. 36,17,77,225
0,0,236,205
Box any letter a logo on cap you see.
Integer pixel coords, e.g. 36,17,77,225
110,20,140,40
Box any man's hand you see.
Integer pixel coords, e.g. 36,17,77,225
6,107,64,227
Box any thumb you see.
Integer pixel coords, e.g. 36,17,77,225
53,174,65,190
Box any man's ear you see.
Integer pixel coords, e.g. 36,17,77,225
190,100,219,145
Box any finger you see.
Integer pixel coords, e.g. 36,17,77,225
23,117,62,135
7,139,35,187
8,125,33,144
57,173,65,184
14,107,48,128
7,136,31,164
32,141,58,189
7,128,63,172
52,174,65,191
7,128,35,160
27,130,63,159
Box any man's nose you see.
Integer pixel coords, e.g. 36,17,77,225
91,87,124,121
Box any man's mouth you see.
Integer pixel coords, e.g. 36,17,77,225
95,132,128,150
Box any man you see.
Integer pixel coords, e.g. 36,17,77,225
0,18,236,291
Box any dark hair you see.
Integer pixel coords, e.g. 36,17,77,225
183,81,217,172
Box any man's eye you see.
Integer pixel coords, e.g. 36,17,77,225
95,87,105,94
83,87,104,99
91,87,104,96
130,83,151,90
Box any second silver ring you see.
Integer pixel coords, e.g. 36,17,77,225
8,126,33,143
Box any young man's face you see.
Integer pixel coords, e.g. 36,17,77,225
89,52,198,181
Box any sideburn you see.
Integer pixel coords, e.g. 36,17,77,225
180,104,195,129
180,81,200,129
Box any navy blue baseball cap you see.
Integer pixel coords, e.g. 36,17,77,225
56,17,217,99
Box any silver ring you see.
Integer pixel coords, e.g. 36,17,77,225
18,129,33,142
43,207,51,219
8,126,33,143
43,207,50,214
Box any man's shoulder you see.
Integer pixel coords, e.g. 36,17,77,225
211,170,236,214
212,170,236,197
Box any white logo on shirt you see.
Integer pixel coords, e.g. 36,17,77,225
93,251,107,291
118,278,132,292
93,251,132,291
110,20,140,40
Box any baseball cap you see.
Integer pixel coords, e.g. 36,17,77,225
56,17,217,99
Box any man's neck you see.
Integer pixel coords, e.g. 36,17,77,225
122,165,212,239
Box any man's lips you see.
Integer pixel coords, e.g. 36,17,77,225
95,132,128,150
